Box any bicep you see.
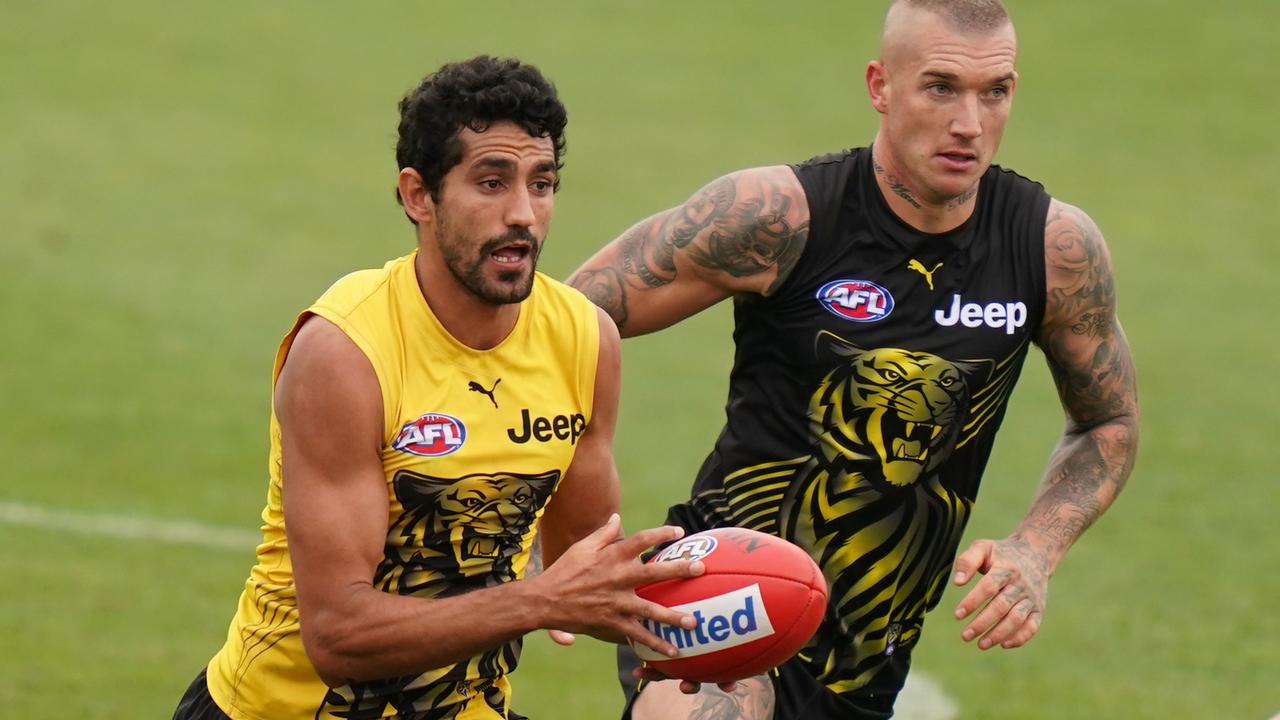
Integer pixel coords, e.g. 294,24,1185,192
1037,200,1138,428
276,317,389,626
538,307,622,564
568,165,810,336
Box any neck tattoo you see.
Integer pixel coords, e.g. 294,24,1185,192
873,156,923,210
873,156,979,213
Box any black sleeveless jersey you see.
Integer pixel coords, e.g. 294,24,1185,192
679,146,1050,698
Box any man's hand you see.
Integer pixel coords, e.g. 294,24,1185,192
952,536,1052,650
529,514,707,659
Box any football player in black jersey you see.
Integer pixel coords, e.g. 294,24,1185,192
570,1,1139,719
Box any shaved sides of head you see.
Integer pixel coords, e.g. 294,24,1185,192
886,0,1010,34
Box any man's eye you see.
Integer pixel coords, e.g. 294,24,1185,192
481,180,502,190
928,83,950,95
531,180,552,193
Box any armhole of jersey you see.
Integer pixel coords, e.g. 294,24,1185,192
765,164,821,300
274,305,398,447
1029,190,1052,330
578,301,602,426
772,157,851,300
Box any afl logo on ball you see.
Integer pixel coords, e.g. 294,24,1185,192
817,279,894,323
655,536,719,563
392,413,466,457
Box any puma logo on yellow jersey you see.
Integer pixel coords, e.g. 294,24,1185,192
906,259,943,290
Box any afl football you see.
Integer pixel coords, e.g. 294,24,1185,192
635,527,827,684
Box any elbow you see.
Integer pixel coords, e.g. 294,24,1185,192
300,621,355,687
299,607,379,687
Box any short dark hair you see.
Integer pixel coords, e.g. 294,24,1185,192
891,0,1010,33
394,56,567,216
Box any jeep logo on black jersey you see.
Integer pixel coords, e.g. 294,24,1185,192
507,409,587,445
934,293,1027,335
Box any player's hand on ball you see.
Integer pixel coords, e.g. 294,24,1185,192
952,536,1052,650
532,514,705,658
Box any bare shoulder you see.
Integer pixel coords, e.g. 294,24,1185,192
681,165,809,295
279,317,376,391
589,303,622,420
1038,199,1137,428
275,315,382,448
1040,198,1115,336
593,303,622,355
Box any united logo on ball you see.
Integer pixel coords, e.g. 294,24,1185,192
391,412,467,457
636,527,828,683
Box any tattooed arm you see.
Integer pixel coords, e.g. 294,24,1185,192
951,199,1139,651
567,166,810,336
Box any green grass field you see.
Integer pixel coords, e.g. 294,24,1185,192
3,1,1278,717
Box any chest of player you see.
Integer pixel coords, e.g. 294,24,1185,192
379,356,587,480
750,220,1043,370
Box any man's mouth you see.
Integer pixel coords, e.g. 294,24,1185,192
490,242,531,265
937,150,978,169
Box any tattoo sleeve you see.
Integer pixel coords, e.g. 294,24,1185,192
688,676,775,720
567,166,809,335
1022,200,1139,564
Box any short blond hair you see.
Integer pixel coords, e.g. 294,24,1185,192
888,0,1010,33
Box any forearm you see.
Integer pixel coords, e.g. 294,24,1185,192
1012,413,1138,567
304,576,549,685
1023,199,1140,569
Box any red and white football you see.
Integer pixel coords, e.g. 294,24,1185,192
635,527,828,684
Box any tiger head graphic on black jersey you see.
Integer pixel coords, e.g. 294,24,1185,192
375,469,560,598
811,330,992,488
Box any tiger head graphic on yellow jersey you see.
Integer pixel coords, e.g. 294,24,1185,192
375,469,561,599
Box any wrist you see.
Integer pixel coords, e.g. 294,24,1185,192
1007,527,1069,573
512,571,554,632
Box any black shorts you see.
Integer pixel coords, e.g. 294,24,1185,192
616,501,908,720
172,667,231,720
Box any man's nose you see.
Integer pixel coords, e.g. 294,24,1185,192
504,185,536,227
950,94,983,139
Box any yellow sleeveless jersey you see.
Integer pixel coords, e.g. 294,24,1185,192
206,253,600,720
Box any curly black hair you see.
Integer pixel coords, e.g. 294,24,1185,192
395,56,567,220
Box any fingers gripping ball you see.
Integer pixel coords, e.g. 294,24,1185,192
635,528,827,684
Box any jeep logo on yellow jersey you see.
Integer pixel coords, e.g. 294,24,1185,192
507,408,586,445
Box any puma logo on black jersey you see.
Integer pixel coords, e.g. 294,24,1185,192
907,259,943,290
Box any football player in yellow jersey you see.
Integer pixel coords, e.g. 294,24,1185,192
173,56,707,720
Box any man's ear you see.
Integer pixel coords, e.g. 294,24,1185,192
866,61,890,115
398,168,435,225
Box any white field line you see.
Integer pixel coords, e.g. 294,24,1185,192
0,500,260,551
0,499,960,717
895,670,961,720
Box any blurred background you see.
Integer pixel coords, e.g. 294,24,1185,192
2,1,1277,717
